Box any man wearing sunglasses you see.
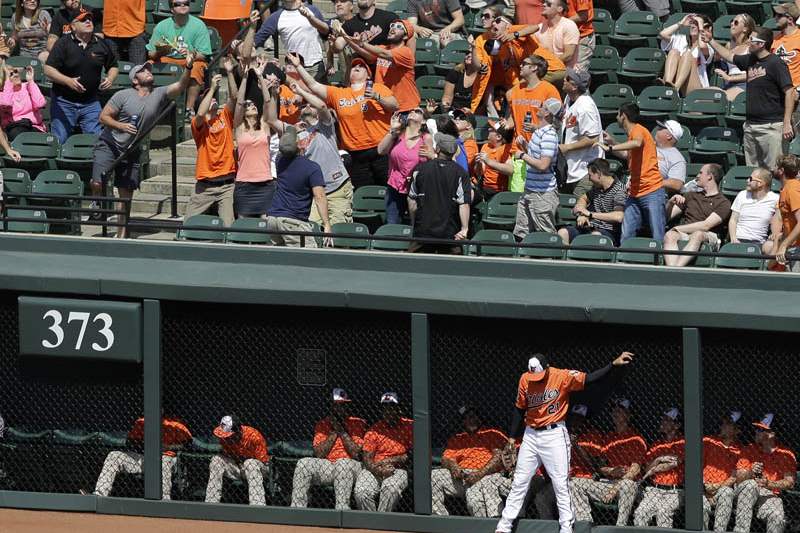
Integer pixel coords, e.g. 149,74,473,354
705,26,794,170
772,3,800,88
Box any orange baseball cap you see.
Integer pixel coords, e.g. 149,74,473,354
350,57,372,78
527,354,549,381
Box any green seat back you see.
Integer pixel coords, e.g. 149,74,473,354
0,169,32,202
386,0,407,16
637,85,681,115
417,75,446,100
721,166,757,198
332,222,370,249
31,170,82,196
517,231,564,259
11,132,59,159
371,224,412,251
680,89,728,116
619,48,665,75
615,237,662,264
588,45,621,76
151,62,182,86
58,134,98,161
567,233,616,262
468,229,516,257
557,194,578,225
439,40,470,66
713,15,735,41
484,191,521,222
715,242,763,270
415,38,440,64
352,185,387,226
592,84,635,113
677,239,714,267
593,9,614,36
692,127,740,153
1,208,48,233
177,214,225,242
226,217,271,244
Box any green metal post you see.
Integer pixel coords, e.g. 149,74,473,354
143,300,162,500
412,313,431,515
683,327,703,530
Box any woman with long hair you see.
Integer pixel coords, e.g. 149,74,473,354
713,14,754,100
378,108,433,224
232,62,275,218
658,14,714,95
441,49,478,112
10,0,51,62
0,63,46,140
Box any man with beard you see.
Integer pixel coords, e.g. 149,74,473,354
705,26,794,169
291,388,367,510
91,55,193,237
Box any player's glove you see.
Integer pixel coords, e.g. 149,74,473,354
501,443,517,471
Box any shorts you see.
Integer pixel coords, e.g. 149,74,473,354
157,57,208,85
672,229,720,250
564,224,618,246
91,138,142,191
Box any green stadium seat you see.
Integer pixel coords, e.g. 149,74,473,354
0,208,48,234
99,431,128,448
176,214,226,242
588,45,620,85
615,237,662,265
715,242,764,270
689,127,740,170
151,62,182,87
789,136,800,156
5,428,52,443
593,9,614,45
7,132,60,174
5,56,44,83
352,185,387,229
713,15,736,42
56,134,98,179
207,26,222,54
191,435,222,453
676,239,714,267
567,233,616,262
557,194,578,225
725,91,746,130
636,85,681,124
30,170,82,234
225,217,271,245
435,40,470,76
415,38,439,76
662,13,692,32
616,48,666,93
607,12,662,54
725,0,768,22
386,0,407,16
605,123,627,144
483,191,521,230
678,0,722,20
53,429,101,445
370,224,412,251
280,440,313,458
416,75,446,101
516,231,565,259
593,83,635,127
332,222,370,249
721,166,757,199
467,229,516,257
677,89,728,133
0,168,32,205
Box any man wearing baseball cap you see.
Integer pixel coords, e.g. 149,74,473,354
701,411,742,532
354,391,413,512
732,413,796,533
560,67,602,199
291,388,367,510
654,120,688,195
773,3,800,88
91,55,195,238
205,415,270,505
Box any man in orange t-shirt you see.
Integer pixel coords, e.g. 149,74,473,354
87,416,192,499
291,54,399,189
566,0,594,71
354,391,413,513
431,405,507,517
570,398,645,526
772,3,800,88
504,54,561,143
291,388,367,510
474,122,513,198
339,18,420,113
206,415,270,506
702,411,742,532
775,154,800,270
633,407,685,528
102,0,147,64
496,351,634,533
733,413,796,533
187,71,238,226
601,102,666,243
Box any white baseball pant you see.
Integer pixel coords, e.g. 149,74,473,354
496,423,574,533
703,485,735,531
430,468,497,517
354,467,408,512
734,479,785,533
290,457,362,510
93,450,176,499
570,477,638,526
205,455,269,505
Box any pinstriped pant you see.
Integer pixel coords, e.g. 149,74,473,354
93,451,176,499
633,486,683,527
290,457,361,510
734,480,785,533
205,455,269,505
353,468,408,512
430,468,499,517
570,477,637,526
703,486,735,531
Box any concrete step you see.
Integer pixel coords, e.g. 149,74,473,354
139,174,196,196
177,140,197,159
131,191,190,216
158,156,197,178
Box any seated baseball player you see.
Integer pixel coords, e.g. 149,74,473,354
205,415,270,506
354,391,413,512
84,416,192,499
570,398,646,526
702,410,742,532
733,413,796,533
633,407,685,528
431,405,507,517
291,388,367,510
567,404,609,521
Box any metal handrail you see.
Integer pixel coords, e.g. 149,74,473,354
1,193,131,232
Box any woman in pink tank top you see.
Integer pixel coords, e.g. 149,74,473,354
233,67,275,218
377,108,433,224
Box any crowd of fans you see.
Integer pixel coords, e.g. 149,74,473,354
0,0,799,271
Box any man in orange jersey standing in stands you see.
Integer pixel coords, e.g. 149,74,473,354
431,405,508,516
633,407,685,528
503,54,561,144
570,398,645,526
733,413,796,533
85,416,192,499
291,388,367,510
495,351,634,533
702,411,742,532
205,415,270,505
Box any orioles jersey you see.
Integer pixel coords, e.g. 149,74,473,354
515,367,586,428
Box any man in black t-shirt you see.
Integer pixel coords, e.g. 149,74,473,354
706,26,794,170
46,0,103,52
333,0,395,67
407,133,470,254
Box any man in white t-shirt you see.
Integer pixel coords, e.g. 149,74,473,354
536,0,580,68
559,68,603,199
654,120,687,194
729,167,782,254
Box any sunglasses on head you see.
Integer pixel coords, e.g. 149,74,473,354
750,36,766,43
494,16,510,23
389,22,405,30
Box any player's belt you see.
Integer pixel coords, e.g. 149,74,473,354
532,423,561,431
653,482,682,491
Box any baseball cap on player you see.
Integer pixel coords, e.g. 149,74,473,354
213,415,240,439
613,398,632,410
458,405,479,418
527,353,550,380
663,407,681,421
753,413,775,431
571,404,588,417
380,391,399,405
727,410,742,424
332,388,352,403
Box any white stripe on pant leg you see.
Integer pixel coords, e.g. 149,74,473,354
496,427,543,533
539,425,575,533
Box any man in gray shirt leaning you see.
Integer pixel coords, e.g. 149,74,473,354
92,52,196,238
654,120,687,195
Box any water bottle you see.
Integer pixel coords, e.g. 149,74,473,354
130,114,139,126
523,111,532,130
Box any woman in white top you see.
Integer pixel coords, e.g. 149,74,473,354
657,14,714,96
713,14,754,101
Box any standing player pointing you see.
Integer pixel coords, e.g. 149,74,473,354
496,351,634,533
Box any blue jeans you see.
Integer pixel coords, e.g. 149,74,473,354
385,185,408,225
621,187,666,243
50,96,102,145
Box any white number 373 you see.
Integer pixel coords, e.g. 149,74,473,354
41,310,115,352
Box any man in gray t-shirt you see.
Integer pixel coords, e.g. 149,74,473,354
654,120,687,195
91,53,195,237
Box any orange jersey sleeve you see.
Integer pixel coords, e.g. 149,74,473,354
326,84,393,151
443,428,507,470
603,431,647,469
571,430,605,478
517,368,585,427
566,0,594,37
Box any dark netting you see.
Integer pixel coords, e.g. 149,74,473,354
429,317,684,528
0,291,143,497
703,329,800,533
160,302,413,512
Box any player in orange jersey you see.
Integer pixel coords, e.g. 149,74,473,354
702,411,742,531
495,351,634,533
205,415,270,505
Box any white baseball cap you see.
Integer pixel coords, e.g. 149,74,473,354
571,404,588,417
542,97,562,117
613,398,631,410
728,410,742,424
380,391,399,405
657,120,683,140
527,353,549,381
664,407,681,421
213,415,239,439
332,388,351,403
